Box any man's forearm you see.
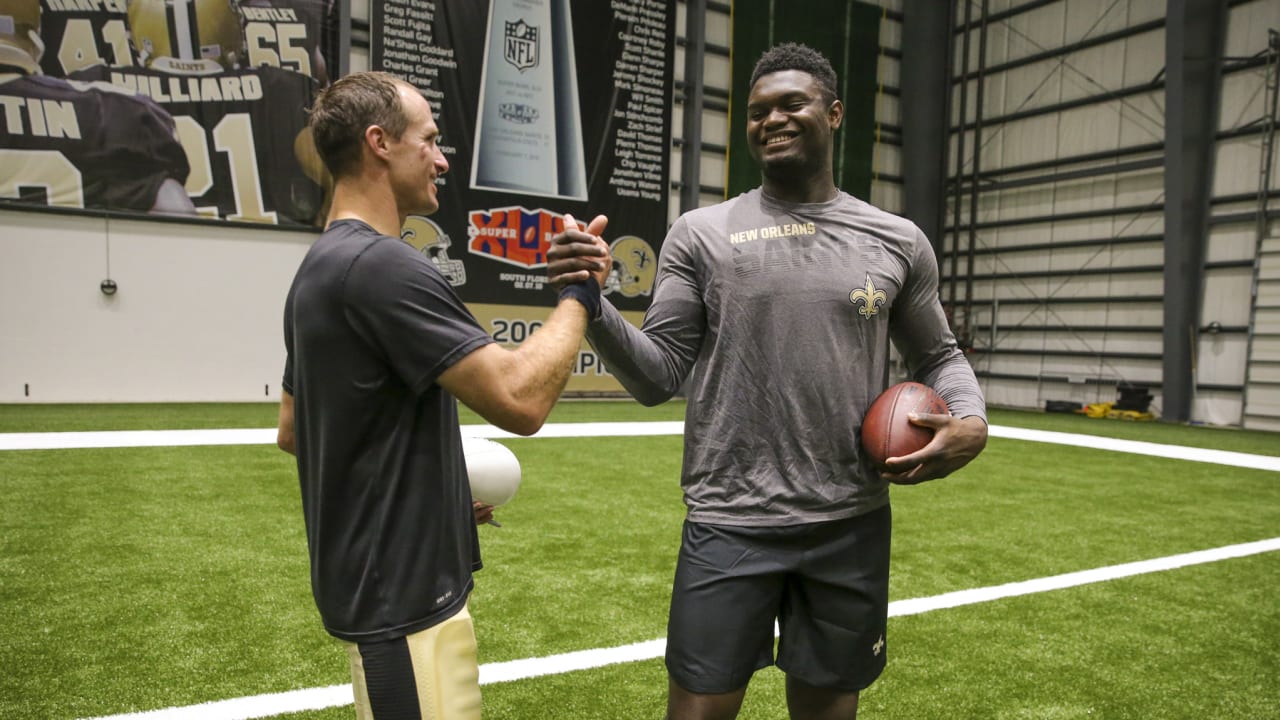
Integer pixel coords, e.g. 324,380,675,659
586,301,695,407
509,297,590,409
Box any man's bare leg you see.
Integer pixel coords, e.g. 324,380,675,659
785,675,859,720
666,677,749,720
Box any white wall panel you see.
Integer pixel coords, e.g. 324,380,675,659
988,220,1052,250
1112,170,1165,211
875,143,902,177
702,106,730,148
1222,0,1280,437
877,90,901,127
1064,0,1130,43
1214,135,1271,198
950,0,1217,422
879,54,900,88
1203,268,1258,326
705,5,730,43
1055,104,1125,156
995,113,1063,168
997,2,1067,68
1197,333,1249,384
1219,71,1269,134
0,210,312,403
1192,389,1240,426
1225,0,1280,58
1124,0,1167,26
704,50,731,88
977,377,1044,411
1107,241,1164,267
1053,176,1116,216
1045,43,1129,103
871,181,902,214
1207,226,1264,264
1255,308,1280,337
700,152,727,190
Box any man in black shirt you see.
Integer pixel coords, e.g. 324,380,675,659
278,71,605,719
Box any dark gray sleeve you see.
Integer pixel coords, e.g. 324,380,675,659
889,228,987,421
587,217,706,406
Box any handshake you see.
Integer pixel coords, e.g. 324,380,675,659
547,213,612,319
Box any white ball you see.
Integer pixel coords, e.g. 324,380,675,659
463,437,522,506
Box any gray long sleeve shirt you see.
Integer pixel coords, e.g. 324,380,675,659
589,188,986,526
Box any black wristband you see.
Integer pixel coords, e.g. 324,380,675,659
558,276,602,320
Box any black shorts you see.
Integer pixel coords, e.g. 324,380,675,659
665,504,891,694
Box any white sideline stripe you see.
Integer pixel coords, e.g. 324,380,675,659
987,424,1280,472
0,422,686,451
888,536,1280,616
79,537,1280,720
79,685,356,720
479,638,668,684
0,428,278,450
3,422,1277,473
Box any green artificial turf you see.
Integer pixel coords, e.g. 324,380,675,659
0,402,1276,719
0,402,284,432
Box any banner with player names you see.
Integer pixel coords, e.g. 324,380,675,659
0,0,344,228
370,0,676,392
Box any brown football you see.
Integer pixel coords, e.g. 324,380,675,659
861,382,950,467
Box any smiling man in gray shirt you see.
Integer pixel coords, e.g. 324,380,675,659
549,43,987,720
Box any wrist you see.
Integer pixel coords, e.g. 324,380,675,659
558,276,601,320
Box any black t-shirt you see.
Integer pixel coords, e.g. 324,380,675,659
282,219,494,642
0,74,189,211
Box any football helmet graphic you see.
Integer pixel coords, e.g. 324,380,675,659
128,0,245,73
402,215,467,287
605,235,657,298
0,0,44,75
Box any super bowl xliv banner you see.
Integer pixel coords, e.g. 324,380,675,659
372,0,676,393
0,0,343,228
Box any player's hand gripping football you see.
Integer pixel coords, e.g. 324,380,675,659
881,414,988,485
547,213,611,291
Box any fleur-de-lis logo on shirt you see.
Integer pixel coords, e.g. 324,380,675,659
849,276,887,318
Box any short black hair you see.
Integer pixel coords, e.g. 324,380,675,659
749,43,839,102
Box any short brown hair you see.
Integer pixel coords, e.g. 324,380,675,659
308,72,414,178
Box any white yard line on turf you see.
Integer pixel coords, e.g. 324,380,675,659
80,536,1280,720
0,422,685,451
986,425,1280,472
4,422,1278,473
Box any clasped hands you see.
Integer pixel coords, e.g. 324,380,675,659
547,213,612,291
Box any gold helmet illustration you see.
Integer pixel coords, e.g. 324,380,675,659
128,0,244,73
402,215,467,287
0,0,43,75
605,235,657,298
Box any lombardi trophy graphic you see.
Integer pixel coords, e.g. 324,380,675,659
471,0,588,200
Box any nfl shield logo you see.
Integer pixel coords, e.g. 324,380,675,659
504,19,539,71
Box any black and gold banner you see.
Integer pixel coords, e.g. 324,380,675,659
0,0,344,227
370,0,676,317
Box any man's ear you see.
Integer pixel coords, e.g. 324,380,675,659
364,124,390,160
828,99,845,130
